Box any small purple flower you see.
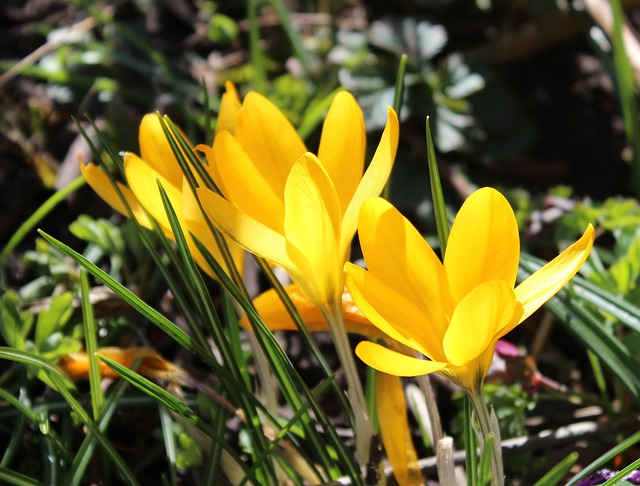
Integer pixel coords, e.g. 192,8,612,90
576,469,640,485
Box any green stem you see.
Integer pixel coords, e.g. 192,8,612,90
467,386,504,486
321,299,373,472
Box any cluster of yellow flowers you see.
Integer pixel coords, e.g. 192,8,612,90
80,83,594,484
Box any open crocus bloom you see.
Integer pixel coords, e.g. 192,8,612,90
79,83,243,278
345,188,594,391
196,91,399,311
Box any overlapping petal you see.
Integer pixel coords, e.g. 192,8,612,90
444,187,520,302
357,197,451,336
214,131,285,232
340,107,399,254
317,92,366,213
137,114,183,188
442,281,520,367
78,156,150,227
233,92,307,190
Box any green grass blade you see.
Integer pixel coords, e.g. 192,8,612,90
464,396,478,486
426,116,450,256
247,0,267,93
158,405,178,486
533,452,579,486
264,0,313,74
97,354,248,473
0,467,41,486
519,256,640,399
609,0,640,197
566,429,640,486
37,231,215,366
0,388,71,463
63,374,131,485
0,176,85,265
44,370,141,486
601,457,640,485
79,268,104,418
193,237,359,482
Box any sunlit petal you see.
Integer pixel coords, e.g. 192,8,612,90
318,92,366,213
443,281,517,367
356,341,447,377
345,262,444,360
340,107,399,254
376,373,424,486
284,155,342,305
137,114,184,188
513,223,595,327
234,92,307,193
182,178,243,278
79,157,151,227
214,131,285,233
357,197,452,336
196,187,293,271
125,153,183,238
444,187,520,302
215,81,241,137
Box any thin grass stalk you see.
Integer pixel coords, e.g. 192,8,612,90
247,0,267,93
158,406,178,485
157,184,276,483
382,54,407,201
264,0,313,74
79,268,104,418
63,371,132,484
0,389,71,463
608,0,640,197
565,429,640,485
532,452,579,486
195,239,362,483
0,176,85,266
601,457,640,485
77,119,214,352
256,257,354,427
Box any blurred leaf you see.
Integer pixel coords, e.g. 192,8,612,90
35,292,74,349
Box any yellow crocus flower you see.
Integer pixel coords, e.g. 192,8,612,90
79,83,243,278
345,188,594,392
195,90,399,311
195,89,399,467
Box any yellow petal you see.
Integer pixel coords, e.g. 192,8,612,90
213,131,285,233
234,92,307,194
137,114,184,189
513,223,594,327
215,81,241,137
196,187,293,271
376,373,424,486
340,107,398,254
181,178,244,279
356,341,447,377
317,92,366,214
238,285,381,337
345,263,444,361
442,280,518,367
283,154,342,306
357,197,451,337
78,157,150,227
444,187,520,302
124,153,183,238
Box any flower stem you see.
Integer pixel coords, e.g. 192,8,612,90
322,299,373,471
467,386,504,486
